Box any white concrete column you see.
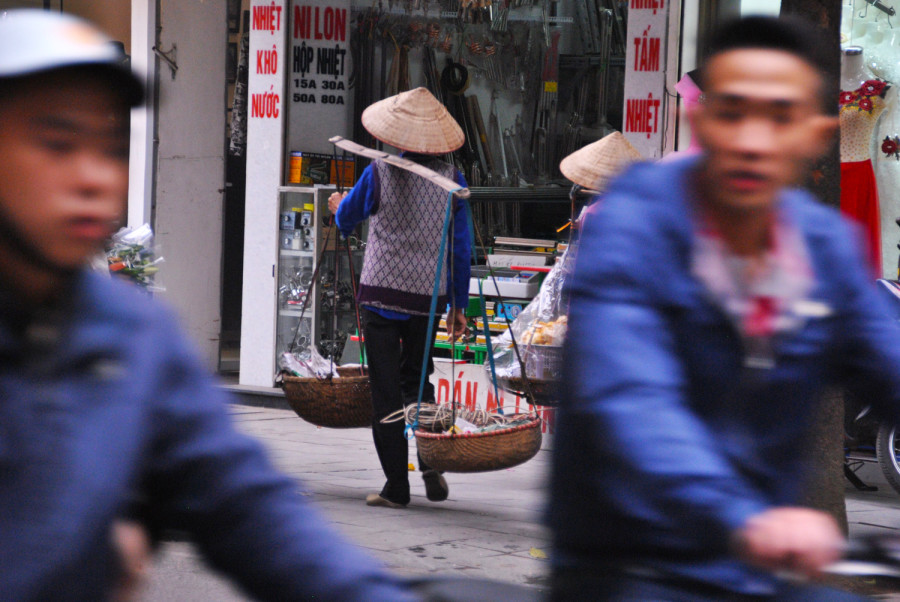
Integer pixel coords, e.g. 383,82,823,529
239,0,288,386
128,0,156,228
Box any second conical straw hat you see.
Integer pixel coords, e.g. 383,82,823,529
559,132,643,191
361,87,464,154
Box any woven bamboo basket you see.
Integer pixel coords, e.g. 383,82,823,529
498,376,559,407
415,414,542,473
283,366,372,428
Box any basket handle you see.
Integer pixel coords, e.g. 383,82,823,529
466,199,539,413
288,220,334,355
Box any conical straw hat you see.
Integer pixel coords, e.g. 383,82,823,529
362,87,464,154
559,132,643,191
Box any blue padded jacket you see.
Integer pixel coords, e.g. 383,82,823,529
0,270,415,601
549,156,900,594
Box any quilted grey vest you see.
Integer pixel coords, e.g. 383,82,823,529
357,158,457,315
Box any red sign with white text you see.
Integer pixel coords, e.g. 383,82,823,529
430,361,556,446
249,1,284,121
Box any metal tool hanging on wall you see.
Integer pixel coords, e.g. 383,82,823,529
864,0,896,16
531,29,560,182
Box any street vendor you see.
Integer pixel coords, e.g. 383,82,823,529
558,131,643,240
558,131,643,200
328,87,470,509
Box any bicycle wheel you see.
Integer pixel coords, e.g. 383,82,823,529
875,423,900,495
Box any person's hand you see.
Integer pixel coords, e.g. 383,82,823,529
110,520,153,601
446,308,469,341
328,191,347,215
732,507,843,578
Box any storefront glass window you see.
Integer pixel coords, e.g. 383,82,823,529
841,0,899,278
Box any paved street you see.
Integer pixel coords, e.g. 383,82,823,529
138,403,551,601
137,402,900,601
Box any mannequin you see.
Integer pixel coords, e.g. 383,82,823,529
841,45,889,275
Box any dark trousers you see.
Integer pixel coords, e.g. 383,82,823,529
362,308,437,504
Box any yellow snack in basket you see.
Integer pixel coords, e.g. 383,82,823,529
521,316,567,346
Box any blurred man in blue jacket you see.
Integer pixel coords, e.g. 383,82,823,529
550,15,892,600
0,10,416,601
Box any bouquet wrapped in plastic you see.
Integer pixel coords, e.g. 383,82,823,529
279,347,340,379
106,224,164,291
486,248,572,402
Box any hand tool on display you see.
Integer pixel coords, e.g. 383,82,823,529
531,29,560,181
329,136,471,198
462,94,486,176
511,199,521,236
423,47,442,101
559,55,591,156
863,0,896,17
379,20,389,109
485,40,504,86
469,159,483,187
488,91,509,185
503,127,524,179
398,44,411,92
491,0,509,32
468,95,495,178
442,54,483,184
386,42,399,97
439,57,471,175
459,95,483,183
601,0,626,55
577,0,597,54
560,111,583,159
596,6,614,130
513,114,532,175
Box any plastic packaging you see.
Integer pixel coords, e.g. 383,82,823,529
488,247,572,382
278,345,339,379
453,417,480,433
106,224,165,291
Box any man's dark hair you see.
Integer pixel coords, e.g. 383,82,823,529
698,15,832,108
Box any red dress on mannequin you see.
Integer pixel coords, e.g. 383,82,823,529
840,79,889,276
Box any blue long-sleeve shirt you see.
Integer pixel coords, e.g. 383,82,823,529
334,156,470,319
0,270,416,601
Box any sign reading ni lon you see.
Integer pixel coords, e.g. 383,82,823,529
287,0,352,154
622,0,668,158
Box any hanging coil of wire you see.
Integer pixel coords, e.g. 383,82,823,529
381,403,522,433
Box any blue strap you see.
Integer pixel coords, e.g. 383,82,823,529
465,198,501,413
478,278,502,415
407,189,458,440
464,195,477,258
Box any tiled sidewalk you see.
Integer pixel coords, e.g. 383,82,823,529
139,403,900,600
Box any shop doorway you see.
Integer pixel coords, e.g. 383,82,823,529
219,2,249,374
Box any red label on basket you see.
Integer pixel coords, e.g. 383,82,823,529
431,363,556,435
